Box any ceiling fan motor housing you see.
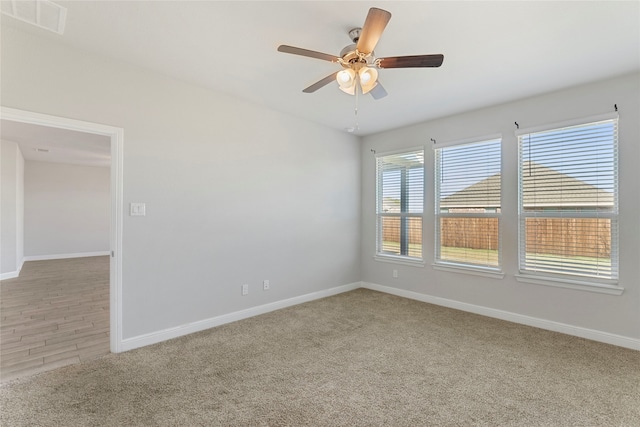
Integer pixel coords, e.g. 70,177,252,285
339,44,358,62
340,27,377,68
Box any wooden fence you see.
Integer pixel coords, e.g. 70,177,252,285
525,218,611,258
439,218,499,251
382,217,611,258
381,217,422,245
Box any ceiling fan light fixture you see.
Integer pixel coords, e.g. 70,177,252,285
358,67,378,94
336,69,356,95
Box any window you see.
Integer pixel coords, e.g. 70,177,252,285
376,149,424,261
435,137,502,270
517,116,618,283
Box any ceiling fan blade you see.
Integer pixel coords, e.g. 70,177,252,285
303,72,339,93
378,54,444,69
356,8,392,54
369,82,388,100
277,45,340,62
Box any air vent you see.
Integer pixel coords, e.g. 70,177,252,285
1,0,67,35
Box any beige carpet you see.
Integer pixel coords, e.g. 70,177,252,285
1,289,638,426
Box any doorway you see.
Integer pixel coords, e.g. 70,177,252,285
1,107,123,361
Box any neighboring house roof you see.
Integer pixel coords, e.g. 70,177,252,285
441,162,614,208
441,173,501,209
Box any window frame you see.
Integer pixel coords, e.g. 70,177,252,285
433,135,503,276
374,147,425,266
515,113,622,294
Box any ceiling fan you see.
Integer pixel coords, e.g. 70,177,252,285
277,7,444,100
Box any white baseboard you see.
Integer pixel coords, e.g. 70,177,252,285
0,271,19,280
119,280,639,353
23,251,110,261
361,282,640,351
0,258,25,281
119,281,363,352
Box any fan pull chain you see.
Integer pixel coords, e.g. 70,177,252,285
353,83,360,131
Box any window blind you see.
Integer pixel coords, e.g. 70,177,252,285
518,118,618,281
376,149,424,260
435,138,501,269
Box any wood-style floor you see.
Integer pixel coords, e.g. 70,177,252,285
0,256,110,383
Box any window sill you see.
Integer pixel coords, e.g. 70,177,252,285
374,255,426,268
433,263,504,279
515,274,624,295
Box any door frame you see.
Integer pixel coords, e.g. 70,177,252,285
1,106,124,353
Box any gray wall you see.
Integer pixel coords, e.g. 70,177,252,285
24,160,110,257
1,26,362,340
361,72,640,340
1,140,24,278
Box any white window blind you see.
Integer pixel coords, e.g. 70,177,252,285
376,149,424,260
435,138,502,269
518,117,618,281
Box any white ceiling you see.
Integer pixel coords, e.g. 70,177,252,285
1,1,639,138
0,120,111,167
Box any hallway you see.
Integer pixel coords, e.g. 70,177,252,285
1,256,109,383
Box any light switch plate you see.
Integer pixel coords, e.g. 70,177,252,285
130,202,146,216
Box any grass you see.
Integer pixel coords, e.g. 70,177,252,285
380,241,422,259
439,246,499,267
523,252,612,276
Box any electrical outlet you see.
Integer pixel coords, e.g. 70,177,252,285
393,269,398,278
263,280,270,291
242,284,249,296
